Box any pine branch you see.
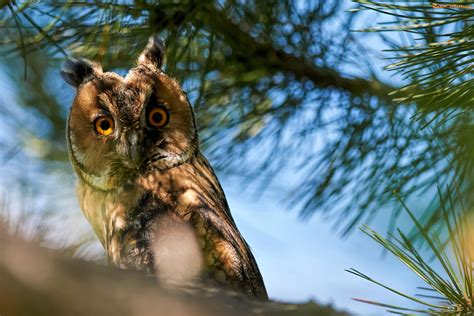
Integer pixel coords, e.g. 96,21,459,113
2,0,466,235
190,4,395,100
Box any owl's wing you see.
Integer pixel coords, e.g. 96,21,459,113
190,154,268,299
193,204,268,299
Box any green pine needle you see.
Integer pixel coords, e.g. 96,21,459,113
348,186,474,314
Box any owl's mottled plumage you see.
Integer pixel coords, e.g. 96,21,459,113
62,37,267,299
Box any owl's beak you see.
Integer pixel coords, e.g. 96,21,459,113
124,131,143,168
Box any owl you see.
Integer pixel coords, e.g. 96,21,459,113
61,36,268,300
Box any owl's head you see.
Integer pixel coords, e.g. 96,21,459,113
62,37,198,191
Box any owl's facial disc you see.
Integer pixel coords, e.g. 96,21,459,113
64,36,199,190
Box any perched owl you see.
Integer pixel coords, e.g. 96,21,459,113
61,36,268,300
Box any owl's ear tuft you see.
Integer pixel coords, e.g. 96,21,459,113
138,36,165,69
61,58,102,87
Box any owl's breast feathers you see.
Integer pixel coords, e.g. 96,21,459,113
76,153,268,300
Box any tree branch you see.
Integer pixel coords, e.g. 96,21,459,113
0,229,348,316
189,4,394,100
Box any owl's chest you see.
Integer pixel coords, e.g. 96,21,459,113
75,177,203,255
76,180,144,248
78,178,229,253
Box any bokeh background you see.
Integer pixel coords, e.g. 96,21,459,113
0,1,472,315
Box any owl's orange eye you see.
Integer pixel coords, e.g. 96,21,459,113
148,106,169,127
94,116,114,136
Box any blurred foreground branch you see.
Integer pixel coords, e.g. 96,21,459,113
0,228,347,316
